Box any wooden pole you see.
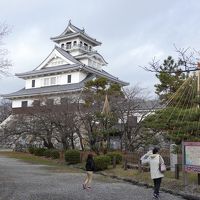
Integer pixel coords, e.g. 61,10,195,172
198,174,200,185
124,158,128,170
113,156,116,168
182,141,188,185
175,164,179,179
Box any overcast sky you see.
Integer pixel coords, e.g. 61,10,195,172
1,0,200,97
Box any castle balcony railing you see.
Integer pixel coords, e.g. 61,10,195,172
65,44,96,53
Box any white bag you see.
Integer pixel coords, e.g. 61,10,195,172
159,156,166,173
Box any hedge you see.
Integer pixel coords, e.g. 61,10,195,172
94,155,111,171
28,147,36,154
65,150,80,164
107,152,122,164
44,149,52,158
34,148,46,156
50,150,60,159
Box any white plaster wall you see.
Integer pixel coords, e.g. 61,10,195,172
25,71,88,89
79,58,89,65
12,99,34,108
25,78,41,89
25,79,32,89
70,49,82,56
79,72,87,82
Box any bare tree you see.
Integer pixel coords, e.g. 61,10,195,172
0,98,11,123
0,23,11,77
51,96,81,150
141,46,200,74
2,95,85,150
111,86,158,152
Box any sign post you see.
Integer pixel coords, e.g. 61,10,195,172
182,141,187,185
183,142,200,185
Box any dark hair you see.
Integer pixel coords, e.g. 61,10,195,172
87,154,93,160
153,147,159,154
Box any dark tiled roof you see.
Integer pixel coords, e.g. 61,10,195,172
15,62,128,86
83,65,129,86
3,75,95,99
75,51,108,64
68,23,84,33
16,64,80,78
51,22,101,46
16,46,81,78
134,99,162,111
55,46,81,64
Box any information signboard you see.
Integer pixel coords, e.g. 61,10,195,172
184,142,200,173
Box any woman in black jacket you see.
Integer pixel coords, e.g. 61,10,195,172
83,154,95,189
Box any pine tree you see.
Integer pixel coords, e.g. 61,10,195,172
155,56,187,104
144,56,199,144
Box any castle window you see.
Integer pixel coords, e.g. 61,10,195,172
84,43,88,50
89,46,92,51
44,78,49,86
61,43,64,48
66,42,71,49
50,77,56,85
21,101,28,107
44,77,56,86
67,74,71,83
80,41,82,47
32,80,35,87
73,41,77,46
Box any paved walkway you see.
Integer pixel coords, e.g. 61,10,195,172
0,156,185,200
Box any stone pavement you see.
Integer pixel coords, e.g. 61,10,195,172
0,156,185,200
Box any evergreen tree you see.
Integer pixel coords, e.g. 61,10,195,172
155,56,187,104
80,77,123,154
144,56,199,144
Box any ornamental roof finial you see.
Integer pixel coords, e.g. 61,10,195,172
69,19,71,25
82,27,85,32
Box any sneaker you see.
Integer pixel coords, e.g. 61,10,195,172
82,184,86,189
152,194,159,199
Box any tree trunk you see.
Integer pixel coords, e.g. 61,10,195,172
61,137,69,150
43,139,54,149
71,133,75,149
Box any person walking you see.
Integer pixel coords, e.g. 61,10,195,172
83,154,95,190
141,147,165,199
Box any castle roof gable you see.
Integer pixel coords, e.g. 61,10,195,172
51,21,101,46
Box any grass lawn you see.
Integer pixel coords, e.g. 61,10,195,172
0,151,83,173
104,165,200,195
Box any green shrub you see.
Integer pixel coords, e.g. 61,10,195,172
50,150,60,159
44,149,52,158
34,148,46,156
107,152,122,164
65,150,80,164
94,155,111,171
28,147,36,154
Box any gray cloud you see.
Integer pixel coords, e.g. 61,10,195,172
1,0,200,96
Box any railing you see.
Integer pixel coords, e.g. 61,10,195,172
64,44,96,52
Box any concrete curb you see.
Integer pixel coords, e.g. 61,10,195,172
98,172,200,200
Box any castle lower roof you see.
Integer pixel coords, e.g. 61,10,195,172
3,75,94,99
